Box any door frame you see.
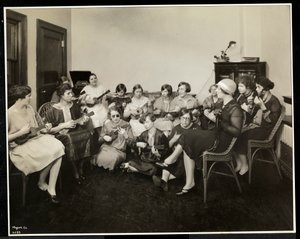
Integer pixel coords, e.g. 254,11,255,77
36,19,67,107
6,9,27,85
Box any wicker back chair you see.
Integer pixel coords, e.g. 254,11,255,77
38,101,55,119
202,137,242,204
248,106,286,184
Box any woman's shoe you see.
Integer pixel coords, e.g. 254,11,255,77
47,191,60,204
152,176,169,192
239,165,249,175
155,162,169,169
152,175,162,187
75,177,82,185
176,186,196,196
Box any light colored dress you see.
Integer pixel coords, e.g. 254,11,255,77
124,96,149,137
8,105,65,175
81,84,108,128
96,119,133,170
169,94,199,127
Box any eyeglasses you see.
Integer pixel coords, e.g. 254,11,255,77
111,114,120,118
181,116,191,121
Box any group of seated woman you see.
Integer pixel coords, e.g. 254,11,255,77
8,72,282,203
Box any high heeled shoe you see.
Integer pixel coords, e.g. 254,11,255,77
46,191,60,204
152,175,169,192
176,186,196,196
155,162,169,169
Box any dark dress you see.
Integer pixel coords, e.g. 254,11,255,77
45,102,92,162
128,129,169,176
167,123,201,177
179,99,243,160
234,94,281,154
235,91,259,126
106,94,132,116
201,95,223,130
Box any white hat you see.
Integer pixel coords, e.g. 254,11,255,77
217,79,237,96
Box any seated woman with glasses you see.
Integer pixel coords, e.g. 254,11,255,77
8,85,65,204
95,107,134,171
45,83,92,185
153,109,201,191
122,113,169,176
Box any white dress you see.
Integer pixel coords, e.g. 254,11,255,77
124,96,149,137
81,84,108,128
8,105,65,176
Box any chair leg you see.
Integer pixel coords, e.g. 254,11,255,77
202,159,208,204
229,161,242,193
248,148,252,184
270,149,283,179
21,174,29,207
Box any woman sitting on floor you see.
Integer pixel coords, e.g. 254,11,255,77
122,113,169,176
153,109,201,191
45,83,92,185
95,107,134,171
234,77,281,175
8,85,65,204
159,79,244,195
106,83,131,116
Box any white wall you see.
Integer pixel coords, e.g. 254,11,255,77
260,5,292,105
71,6,242,99
9,5,292,109
10,8,72,110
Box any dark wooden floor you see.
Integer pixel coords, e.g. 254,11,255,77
8,156,294,235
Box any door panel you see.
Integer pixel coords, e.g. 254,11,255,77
6,10,27,89
37,19,66,108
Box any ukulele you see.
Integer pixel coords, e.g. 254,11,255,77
15,125,47,145
131,96,156,119
85,90,111,107
59,111,95,135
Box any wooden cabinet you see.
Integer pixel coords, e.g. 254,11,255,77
214,62,266,83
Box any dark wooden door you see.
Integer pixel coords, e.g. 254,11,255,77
37,19,67,108
6,10,27,88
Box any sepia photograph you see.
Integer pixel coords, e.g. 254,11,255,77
2,3,295,237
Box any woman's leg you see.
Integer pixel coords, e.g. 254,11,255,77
164,144,183,165
38,164,52,191
47,157,62,196
182,151,195,189
238,154,248,175
233,152,242,172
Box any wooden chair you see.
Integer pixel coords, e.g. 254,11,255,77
248,106,286,184
202,137,242,204
38,101,55,119
9,159,28,207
